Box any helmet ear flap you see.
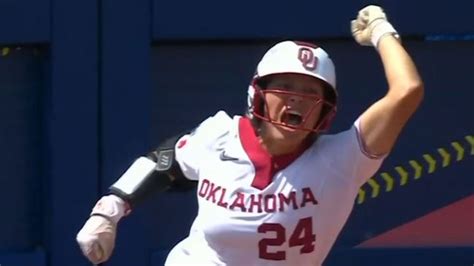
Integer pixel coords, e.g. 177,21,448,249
316,83,337,132
252,86,265,117
317,108,336,132
318,117,331,132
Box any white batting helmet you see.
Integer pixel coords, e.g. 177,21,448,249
247,40,338,132
258,41,336,88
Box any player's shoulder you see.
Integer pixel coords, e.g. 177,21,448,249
196,110,234,131
317,126,356,143
310,118,380,160
310,125,358,154
191,110,236,144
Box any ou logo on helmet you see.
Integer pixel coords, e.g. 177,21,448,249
298,47,318,71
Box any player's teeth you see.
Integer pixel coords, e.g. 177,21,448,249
288,111,301,115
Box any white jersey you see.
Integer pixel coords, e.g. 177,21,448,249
165,111,384,266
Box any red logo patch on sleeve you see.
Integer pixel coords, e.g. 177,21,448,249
177,139,188,149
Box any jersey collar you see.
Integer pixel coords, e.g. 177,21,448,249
238,117,310,190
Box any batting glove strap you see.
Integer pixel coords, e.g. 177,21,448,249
90,195,130,224
370,19,400,48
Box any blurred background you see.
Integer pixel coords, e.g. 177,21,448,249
0,0,472,265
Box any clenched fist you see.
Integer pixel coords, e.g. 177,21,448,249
76,215,116,264
351,5,400,47
76,195,130,264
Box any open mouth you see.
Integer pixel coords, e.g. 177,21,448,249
281,110,303,126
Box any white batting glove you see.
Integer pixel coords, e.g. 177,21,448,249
76,195,130,264
351,5,400,48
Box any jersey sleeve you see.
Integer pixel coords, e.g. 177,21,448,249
318,117,387,187
174,111,232,181
351,117,388,185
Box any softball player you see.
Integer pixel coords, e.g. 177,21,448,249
77,5,423,265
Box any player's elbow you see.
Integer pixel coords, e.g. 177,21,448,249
390,80,424,109
404,80,424,107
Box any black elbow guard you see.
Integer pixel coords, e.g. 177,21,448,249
109,133,196,207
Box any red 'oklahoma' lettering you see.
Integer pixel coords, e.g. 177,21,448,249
198,179,318,213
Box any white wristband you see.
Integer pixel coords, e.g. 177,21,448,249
370,19,400,48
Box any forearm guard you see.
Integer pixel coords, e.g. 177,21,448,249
109,133,196,207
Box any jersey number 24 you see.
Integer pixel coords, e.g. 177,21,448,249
258,217,316,260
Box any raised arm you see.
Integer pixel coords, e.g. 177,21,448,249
351,5,424,155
